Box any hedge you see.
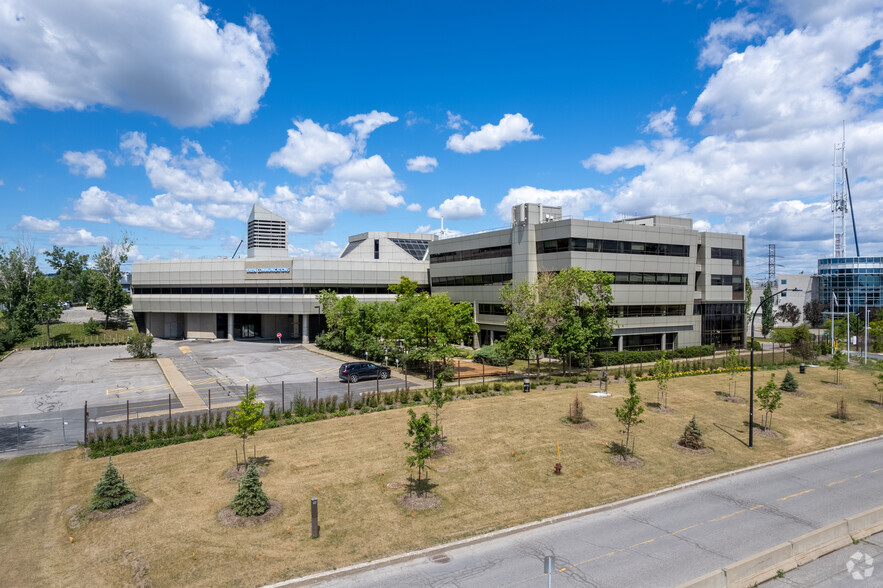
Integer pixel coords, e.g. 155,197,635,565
589,345,715,368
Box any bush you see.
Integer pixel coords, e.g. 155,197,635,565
472,343,513,366
126,332,155,358
232,460,270,517
89,458,136,511
780,370,799,392
679,416,706,450
590,345,714,368
438,366,455,382
84,317,101,336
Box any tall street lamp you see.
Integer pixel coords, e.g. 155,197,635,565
749,287,800,448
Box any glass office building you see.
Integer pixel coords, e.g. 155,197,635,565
818,257,883,314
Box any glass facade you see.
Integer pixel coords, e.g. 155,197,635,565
695,303,745,348
537,237,690,257
818,257,883,311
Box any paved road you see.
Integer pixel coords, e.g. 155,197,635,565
303,438,883,588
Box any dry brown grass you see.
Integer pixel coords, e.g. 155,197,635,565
1,365,881,587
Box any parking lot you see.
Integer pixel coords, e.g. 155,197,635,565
0,338,414,455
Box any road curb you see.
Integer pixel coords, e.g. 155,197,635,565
266,434,883,587
676,505,883,588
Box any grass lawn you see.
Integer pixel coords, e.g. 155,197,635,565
1,364,881,587
17,321,132,349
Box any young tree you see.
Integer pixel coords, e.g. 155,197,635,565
744,278,753,333
404,408,436,496
90,237,133,328
229,385,265,466
426,376,449,446
679,416,706,450
654,353,674,408
90,458,136,511
761,283,774,337
775,302,801,326
231,460,270,517
754,374,782,429
724,347,742,397
615,376,645,455
869,319,883,353
31,274,63,342
803,299,824,328
780,370,799,392
876,373,883,405
827,349,848,384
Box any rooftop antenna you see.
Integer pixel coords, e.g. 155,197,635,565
832,123,851,258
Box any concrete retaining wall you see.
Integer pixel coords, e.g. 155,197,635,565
677,504,883,588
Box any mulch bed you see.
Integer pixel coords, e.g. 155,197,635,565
563,419,596,429
224,465,268,482
398,492,441,511
752,427,783,440
431,443,455,458
671,441,714,456
85,495,149,521
217,500,282,527
609,455,643,468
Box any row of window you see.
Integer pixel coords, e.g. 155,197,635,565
610,305,687,317
536,238,690,257
431,273,513,287
612,272,689,285
132,285,427,295
710,274,745,290
710,247,744,266
478,303,508,316
429,244,512,264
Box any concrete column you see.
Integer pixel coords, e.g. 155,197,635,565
490,331,495,344
617,336,624,352
227,313,233,341
302,313,309,344
661,332,667,351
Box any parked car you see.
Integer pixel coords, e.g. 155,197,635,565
338,362,390,382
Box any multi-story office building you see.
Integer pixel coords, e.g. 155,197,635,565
818,256,883,318
132,203,746,350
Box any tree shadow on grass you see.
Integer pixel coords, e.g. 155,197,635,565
605,441,631,457
405,474,438,497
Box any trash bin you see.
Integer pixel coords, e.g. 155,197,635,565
799,363,806,374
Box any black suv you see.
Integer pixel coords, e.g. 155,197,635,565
338,362,391,383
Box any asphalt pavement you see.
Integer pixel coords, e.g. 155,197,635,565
286,437,883,588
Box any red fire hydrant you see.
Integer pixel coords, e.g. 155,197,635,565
554,462,562,475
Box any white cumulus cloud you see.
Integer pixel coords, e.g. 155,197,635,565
264,186,336,234
446,113,542,154
342,110,398,150
406,203,423,212
406,155,438,173
316,155,405,214
495,186,607,221
62,150,106,178
14,215,60,233
427,195,485,220
643,107,677,137
289,240,343,258
267,119,354,176
0,0,273,126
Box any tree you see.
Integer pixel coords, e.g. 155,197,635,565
426,376,449,446
679,416,706,450
615,377,644,455
761,283,774,337
0,241,40,336
754,374,782,430
870,319,883,353
775,302,800,326
654,352,674,408
31,274,63,342
45,246,90,303
229,385,265,465
724,347,742,397
90,458,136,511
404,408,436,496
231,460,270,517
803,299,824,328
90,237,133,328
827,350,848,384
876,373,883,405
127,332,155,358
780,370,798,392
388,276,420,300
744,278,753,332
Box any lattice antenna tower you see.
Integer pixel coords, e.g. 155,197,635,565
767,244,776,285
832,124,848,258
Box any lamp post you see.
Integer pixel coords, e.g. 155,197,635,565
749,287,800,448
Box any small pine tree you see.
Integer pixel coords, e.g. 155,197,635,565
231,461,270,517
679,416,706,450
90,458,136,511
780,370,798,392
569,394,585,423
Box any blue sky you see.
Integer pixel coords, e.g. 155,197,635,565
1,0,882,278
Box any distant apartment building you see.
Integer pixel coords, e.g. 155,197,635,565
132,203,746,351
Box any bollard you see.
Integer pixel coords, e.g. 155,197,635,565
168,394,172,419
544,555,554,588
281,381,285,414
311,497,319,538
126,399,129,426
316,377,319,403
523,378,530,393
208,389,211,413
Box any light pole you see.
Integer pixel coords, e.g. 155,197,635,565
749,287,799,448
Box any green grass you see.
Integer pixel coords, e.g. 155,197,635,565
17,321,132,349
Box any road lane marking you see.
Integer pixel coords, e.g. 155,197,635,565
0,388,24,396
828,478,847,487
872,468,883,473
671,524,700,535
180,346,191,354
853,474,863,479
750,504,764,510
709,509,745,522
778,489,814,501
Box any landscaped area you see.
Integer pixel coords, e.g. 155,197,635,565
1,364,881,586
